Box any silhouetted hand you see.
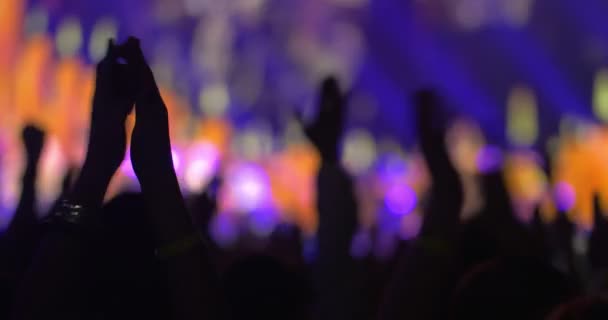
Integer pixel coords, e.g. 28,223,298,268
85,39,135,178
22,125,45,165
122,37,174,185
300,77,344,163
415,90,462,235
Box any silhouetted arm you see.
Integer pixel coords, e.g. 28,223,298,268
11,39,134,319
127,37,224,320
301,77,364,320
380,90,464,320
4,126,45,276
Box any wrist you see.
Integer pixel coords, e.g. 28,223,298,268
68,162,114,208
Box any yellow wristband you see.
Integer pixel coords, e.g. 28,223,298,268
155,233,202,260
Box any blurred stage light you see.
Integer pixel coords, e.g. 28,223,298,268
120,151,137,180
447,119,485,174
342,129,377,175
199,83,230,117
399,211,422,240
331,0,369,8
184,142,220,192
234,122,273,160
24,6,48,37
384,183,417,217
210,213,239,248
453,0,487,31
501,0,534,27
593,69,608,122
507,85,538,147
350,229,372,259
55,17,82,58
476,145,504,173
227,164,270,213
89,18,118,62
249,209,278,237
554,181,576,212
171,148,182,173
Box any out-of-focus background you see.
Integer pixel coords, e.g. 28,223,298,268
1,0,607,244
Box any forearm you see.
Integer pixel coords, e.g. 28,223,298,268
315,162,361,320
141,169,224,319
11,163,39,230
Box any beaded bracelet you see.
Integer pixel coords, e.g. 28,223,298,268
43,199,102,236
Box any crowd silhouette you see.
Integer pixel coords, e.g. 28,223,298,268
2,37,608,319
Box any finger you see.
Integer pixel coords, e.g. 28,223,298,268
318,77,343,120
102,38,117,63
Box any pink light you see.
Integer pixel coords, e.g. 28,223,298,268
384,183,417,216
210,214,238,248
185,142,219,192
554,181,576,212
476,145,503,173
120,151,136,179
172,149,182,172
229,165,270,212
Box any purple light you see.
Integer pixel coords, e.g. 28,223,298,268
120,151,136,179
249,209,278,237
185,143,219,191
554,181,576,212
374,232,397,261
171,149,182,173
350,230,372,259
399,212,422,240
229,165,270,212
377,153,407,182
476,145,504,173
384,183,417,216
209,214,238,248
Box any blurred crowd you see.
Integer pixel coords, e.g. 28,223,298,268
1,35,608,319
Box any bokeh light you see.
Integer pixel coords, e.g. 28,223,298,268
55,17,82,58
199,83,230,117
184,142,220,192
554,181,576,212
594,68,608,122
507,85,538,147
384,183,417,217
224,164,271,213
210,213,239,248
89,18,118,63
342,129,377,175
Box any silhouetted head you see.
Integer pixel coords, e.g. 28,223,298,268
450,257,576,320
548,295,608,320
223,254,310,320
481,171,512,215
96,192,170,319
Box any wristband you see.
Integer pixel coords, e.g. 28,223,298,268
155,232,203,260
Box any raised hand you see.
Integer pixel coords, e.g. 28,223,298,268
22,125,45,166
301,77,344,163
121,37,224,320
65,39,136,209
380,90,464,320
84,39,135,180
416,90,463,236
121,37,174,186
